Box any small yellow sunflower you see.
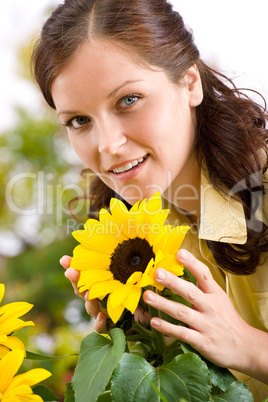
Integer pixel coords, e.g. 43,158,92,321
0,349,51,401
71,193,189,323
0,284,34,358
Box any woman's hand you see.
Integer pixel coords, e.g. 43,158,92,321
143,249,268,383
60,255,107,333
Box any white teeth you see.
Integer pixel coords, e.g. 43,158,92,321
113,156,146,174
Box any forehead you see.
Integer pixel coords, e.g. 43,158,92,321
51,39,163,106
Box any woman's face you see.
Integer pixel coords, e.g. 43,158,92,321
51,39,202,206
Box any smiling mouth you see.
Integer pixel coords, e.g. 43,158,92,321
111,155,149,174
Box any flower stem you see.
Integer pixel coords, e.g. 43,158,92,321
149,306,166,358
131,322,154,340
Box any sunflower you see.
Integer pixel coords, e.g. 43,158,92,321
0,349,51,401
71,193,189,323
0,284,34,358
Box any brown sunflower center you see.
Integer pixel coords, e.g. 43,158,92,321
109,237,155,284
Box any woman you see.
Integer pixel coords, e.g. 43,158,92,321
31,0,268,398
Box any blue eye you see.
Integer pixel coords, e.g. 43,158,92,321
116,94,142,110
123,96,138,106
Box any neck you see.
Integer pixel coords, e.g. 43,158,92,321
163,160,201,223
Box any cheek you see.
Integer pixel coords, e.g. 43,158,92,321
131,103,171,144
68,134,98,169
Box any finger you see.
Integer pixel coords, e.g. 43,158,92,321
64,268,87,299
94,312,107,333
85,297,101,318
60,255,72,269
153,269,203,308
144,290,202,329
150,316,202,348
177,249,217,293
64,267,80,282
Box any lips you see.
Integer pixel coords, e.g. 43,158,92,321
110,155,148,174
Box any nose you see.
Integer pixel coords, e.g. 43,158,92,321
95,116,127,154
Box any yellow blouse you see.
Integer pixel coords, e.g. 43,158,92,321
165,169,268,401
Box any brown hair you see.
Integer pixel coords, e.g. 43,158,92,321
32,0,268,275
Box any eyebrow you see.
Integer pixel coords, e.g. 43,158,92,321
108,80,143,98
57,79,143,117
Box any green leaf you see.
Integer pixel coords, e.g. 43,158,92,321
141,371,168,402
180,341,195,355
111,352,211,401
72,328,126,402
32,385,58,401
130,342,149,359
211,381,254,401
64,383,75,402
180,342,236,392
97,391,113,401
26,351,77,360
206,360,237,392
182,268,197,286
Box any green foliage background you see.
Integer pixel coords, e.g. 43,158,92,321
0,24,92,400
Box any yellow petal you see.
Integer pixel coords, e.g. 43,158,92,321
72,225,119,254
78,270,113,289
143,253,184,291
107,296,125,323
141,251,165,290
0,336,26,355
3,384,34,400
109,198,140,239
126,271,143,285
138,270,155,288
100,200,129,241
98,207,112,222
159,254,184,276
0,284,5,304
88,280,122,300
143,192,163,213
0,302,33,321
147,225,172,253
18,394,43,402
140,193,170,226
71,245,111,271
123,286,141,314
109,284,132,309
160,225,190,254
0,345,10,359
86,215,127,244
8,368,51,389
0,319,34,336
0,349,24,391
109,198,129,220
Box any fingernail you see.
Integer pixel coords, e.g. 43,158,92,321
179,250,189,261
156,269,166,281
146,292,156,302
151,318,160,327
